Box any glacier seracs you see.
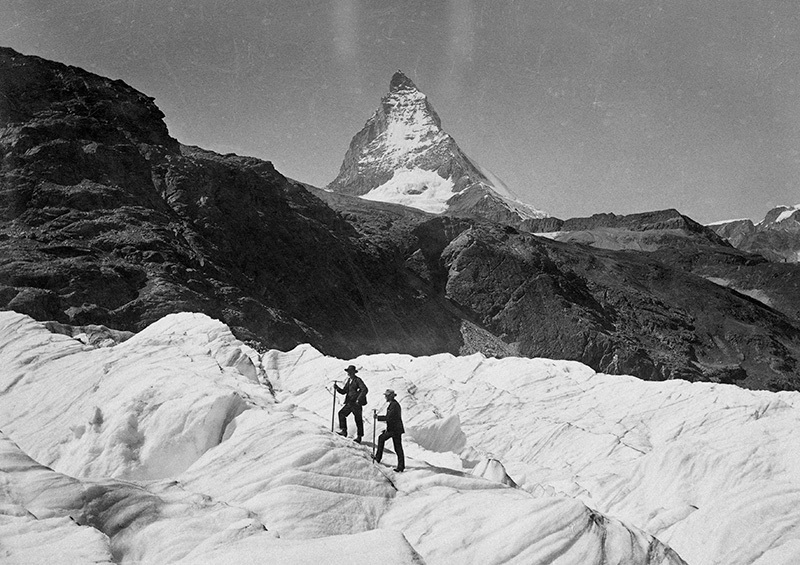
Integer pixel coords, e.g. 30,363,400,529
2,310,800,563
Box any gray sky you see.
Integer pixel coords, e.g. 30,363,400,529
3,0,800,223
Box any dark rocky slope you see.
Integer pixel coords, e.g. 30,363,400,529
0,47,466,356
311,188,800,391
3,47,800,391
534,210,800,330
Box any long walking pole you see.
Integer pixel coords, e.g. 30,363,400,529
331,381,337,432
372,410,377,460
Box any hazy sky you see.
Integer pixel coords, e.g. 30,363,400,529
3,0,800,222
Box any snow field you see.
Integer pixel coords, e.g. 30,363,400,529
0,312,423,563
7,310,791,563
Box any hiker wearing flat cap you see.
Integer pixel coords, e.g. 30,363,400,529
335,365,368,443
374,389,405,472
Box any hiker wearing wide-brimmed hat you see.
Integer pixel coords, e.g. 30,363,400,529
334,365,368,443
374,388,405,472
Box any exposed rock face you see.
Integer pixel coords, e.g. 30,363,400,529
708,218,757,247
437,222,800,390
326,71,546,225
528,209,730,249
708,205,800,263
4,47,800,392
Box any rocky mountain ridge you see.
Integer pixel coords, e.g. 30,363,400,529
3,47,800,391
708,205,800,263
525,208,800,335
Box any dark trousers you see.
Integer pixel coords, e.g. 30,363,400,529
375,430,405,470
338,403,363,437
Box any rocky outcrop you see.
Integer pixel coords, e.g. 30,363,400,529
708,218,756,247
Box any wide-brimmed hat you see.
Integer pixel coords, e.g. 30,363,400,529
383,389,396,398
345,365,358,374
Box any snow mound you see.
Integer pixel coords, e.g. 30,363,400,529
406,413,467,453
178,409,396,539
471,458,517,487
380,487,681,565
0,312,260,480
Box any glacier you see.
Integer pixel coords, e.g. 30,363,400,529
361,167,458,214
1,310,799,564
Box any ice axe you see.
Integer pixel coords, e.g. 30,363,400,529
372,409,377,460
330,380,339,432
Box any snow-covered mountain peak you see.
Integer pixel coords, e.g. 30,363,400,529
327,73,548,224
375,73,446,167
760,203,800,228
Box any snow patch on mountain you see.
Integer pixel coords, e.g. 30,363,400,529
773,204,800,224
705,218,753,226
378,90,446,162
361,167,457,213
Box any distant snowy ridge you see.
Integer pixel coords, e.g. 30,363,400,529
705,218,753,226
706,204,800,262
0,311,688,564
706,204,800,228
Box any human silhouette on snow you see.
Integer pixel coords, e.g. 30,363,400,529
335,365,368,442
374,389,405,472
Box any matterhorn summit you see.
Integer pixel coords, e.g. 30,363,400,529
327,71,547,225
